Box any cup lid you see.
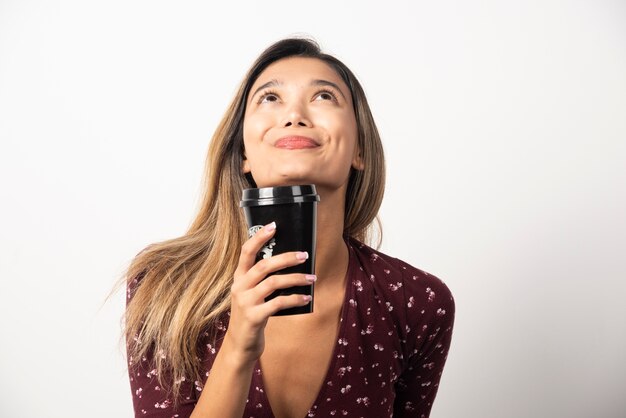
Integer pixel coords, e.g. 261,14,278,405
240,184,320,207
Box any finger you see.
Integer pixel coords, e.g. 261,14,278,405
253,273,316,301
245,250,309,288
234,221,277,280
253,294,313,318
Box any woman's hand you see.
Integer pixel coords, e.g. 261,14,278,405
224,221,315,365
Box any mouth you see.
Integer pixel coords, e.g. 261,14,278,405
274,136,320,150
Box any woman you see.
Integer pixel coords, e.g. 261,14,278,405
124,37,455,418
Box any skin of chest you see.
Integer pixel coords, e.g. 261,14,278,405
259,281,345,418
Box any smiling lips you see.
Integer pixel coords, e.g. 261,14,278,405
274,136,320,150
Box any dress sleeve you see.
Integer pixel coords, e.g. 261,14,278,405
126,272,198,417
393,271,456,417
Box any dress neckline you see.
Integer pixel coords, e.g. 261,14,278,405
255,236,356,418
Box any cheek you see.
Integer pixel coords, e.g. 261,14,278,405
329,112,358,147
242,118,255,143
243,113,269,141
242,116,270,167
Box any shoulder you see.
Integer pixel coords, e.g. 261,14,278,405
347,236,454,304
125,245,155,304
346,235,455,334
391,254,455,317
126,269,147,304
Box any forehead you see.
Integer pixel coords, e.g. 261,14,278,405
250,57,350,95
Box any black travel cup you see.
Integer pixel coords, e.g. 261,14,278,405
239,184,320,316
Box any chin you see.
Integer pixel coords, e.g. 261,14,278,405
252,169,346,190
256,179,346,194
255,170,315,187
266,177,314,187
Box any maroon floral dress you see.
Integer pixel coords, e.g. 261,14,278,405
128,235,455,417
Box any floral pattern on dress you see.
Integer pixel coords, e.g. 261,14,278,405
127,235,455,418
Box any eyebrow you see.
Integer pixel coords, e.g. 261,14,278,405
249,78,348,103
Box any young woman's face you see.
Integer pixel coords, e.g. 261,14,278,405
242,57,362,191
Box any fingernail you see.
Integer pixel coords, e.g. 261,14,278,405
265,222,276,234
302,295,312,302
296,251,309,261
305,274,317,283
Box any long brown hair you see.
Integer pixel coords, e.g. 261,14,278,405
119,36,386,405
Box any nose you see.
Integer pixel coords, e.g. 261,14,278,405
281,101,312,127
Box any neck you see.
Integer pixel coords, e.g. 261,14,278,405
313,185,350,287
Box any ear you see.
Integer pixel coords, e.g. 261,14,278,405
242,152,251,174
351,148,365,171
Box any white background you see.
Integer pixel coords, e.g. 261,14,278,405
1,1,625,417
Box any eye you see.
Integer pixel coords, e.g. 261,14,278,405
315,89,339,103
257,89,280,104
